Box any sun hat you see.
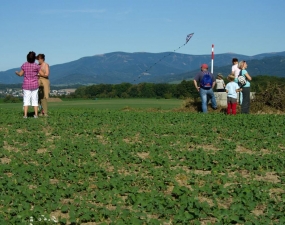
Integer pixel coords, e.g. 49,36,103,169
217,73,223,79
201,64,208,69
227,74,235,81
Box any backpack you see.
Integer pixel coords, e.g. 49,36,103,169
200,72,213,88
238,70,247,87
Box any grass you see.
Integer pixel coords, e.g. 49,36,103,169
0,98,184,111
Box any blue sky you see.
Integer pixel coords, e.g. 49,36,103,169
1,0,285,71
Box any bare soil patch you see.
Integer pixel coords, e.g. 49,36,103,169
1,157,11,164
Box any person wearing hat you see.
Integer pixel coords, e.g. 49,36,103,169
216,73,225,92
193,64,217,113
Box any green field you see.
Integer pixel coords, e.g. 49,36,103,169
1,99,285,224
0,98,183,111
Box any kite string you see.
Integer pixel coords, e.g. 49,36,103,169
133,32,194,83
134,42,187,82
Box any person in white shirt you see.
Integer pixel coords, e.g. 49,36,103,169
231,58,240,83
225,74,242,115
231,58,242,104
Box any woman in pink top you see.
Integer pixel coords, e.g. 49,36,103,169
15,51,44,118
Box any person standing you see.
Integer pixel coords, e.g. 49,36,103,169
231,58,240,82
37,54,50,116
193,64,217,113
232,58,242,104
216,73,225,92
238,61,252,114
15,51,44,118
225,74,242,115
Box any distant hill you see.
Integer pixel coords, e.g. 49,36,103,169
211,55,285,79
169,56,285,83
1,51,285,85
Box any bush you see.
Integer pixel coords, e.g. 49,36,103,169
251,83,285,113
3,95,21,103
180,97,201,112
164,93,172,99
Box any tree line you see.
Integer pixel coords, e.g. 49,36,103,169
69,76,285,99
1,75,284,101
71,81,198,99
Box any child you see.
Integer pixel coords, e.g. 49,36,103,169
15,51,45,118
216,73,225,92
225,74,242,115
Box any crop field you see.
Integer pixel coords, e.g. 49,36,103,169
0,100,285,224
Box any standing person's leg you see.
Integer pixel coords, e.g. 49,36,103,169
232,102,237,115
31,89,39,117
199,88,207,113
241,87,250,114
227,100,231,114
208,88,217,109
23,89,31,118
41,79,50,115
23,106,28,118
228,97,237,115
231,97,237,115
38,86,44,115
38,79,44,114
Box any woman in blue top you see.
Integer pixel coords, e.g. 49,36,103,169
238,61,252,113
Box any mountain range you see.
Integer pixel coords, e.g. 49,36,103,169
1,51,285,85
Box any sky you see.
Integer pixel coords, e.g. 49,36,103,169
1,0,285,71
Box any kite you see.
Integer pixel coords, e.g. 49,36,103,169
133,33,194,83
186,33,194,43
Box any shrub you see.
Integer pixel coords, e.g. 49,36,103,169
164,93,172,99
251,83,285,113
3,95,21,103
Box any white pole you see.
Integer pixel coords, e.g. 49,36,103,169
211,44,214,74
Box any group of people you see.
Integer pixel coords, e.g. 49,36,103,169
15,51,50,118
16,52,251,117
193,58,252,114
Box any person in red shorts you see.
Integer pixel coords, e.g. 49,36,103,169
225,74,242,115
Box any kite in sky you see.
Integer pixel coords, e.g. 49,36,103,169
186,33,194,43
134,33,194,83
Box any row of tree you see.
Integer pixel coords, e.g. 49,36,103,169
2,76,283,101
69,76,285,99
71,81,198,99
